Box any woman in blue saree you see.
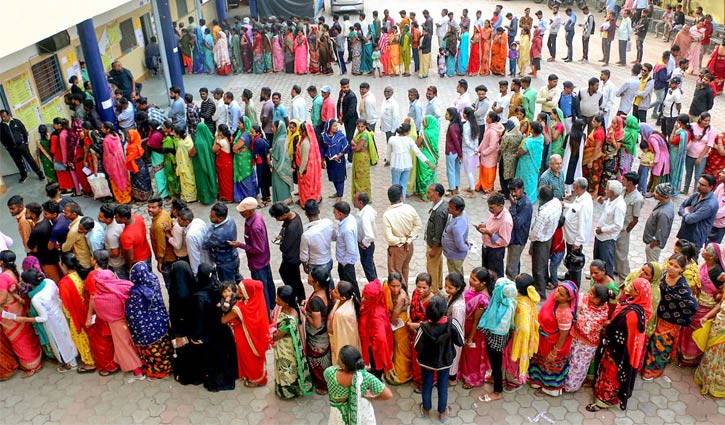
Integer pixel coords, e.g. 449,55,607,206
203,29,215,74
193,27,205,74
457,27,470,75
232,116,258,202
668,114,690,193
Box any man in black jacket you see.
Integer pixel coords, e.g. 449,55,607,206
0,110,44,183
337,78,358,143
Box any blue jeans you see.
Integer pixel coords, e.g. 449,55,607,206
446,153,460,190
508,58,517,76
251,265,276,310
683,155,707,194
421,367,450,414
391,168,412,200
337,51,347,74
549,251,565,286
638,165,650,195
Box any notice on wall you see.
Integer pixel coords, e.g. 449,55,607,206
108,25,122,45
5,72,35,108
14,101,40,131
40,96,66,125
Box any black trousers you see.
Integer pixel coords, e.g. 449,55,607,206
530,240,551,300
486,343,504,394
5,143,43,178
481,245,505,281
359,242,377,282
565,243,583,288
547,34,558,58
280,261,305,303
338,262,359,297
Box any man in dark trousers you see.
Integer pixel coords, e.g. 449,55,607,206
337,78,358,161
0,110,44,183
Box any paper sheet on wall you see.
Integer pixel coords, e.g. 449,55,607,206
40,97,66,125
135,29,145,48
5,72,35,107
14,102,40,131
108,25,122,45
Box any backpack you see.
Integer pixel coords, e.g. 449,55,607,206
367,131,379,166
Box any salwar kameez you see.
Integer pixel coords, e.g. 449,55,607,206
233,132,258,202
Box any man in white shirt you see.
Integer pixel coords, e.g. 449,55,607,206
354,192,377,282
562,177,593,287
529,185,563,299
358,82,378,131
594,179,626,278
436,8,450,47
299,200,335,285
547,5,563,61
290,84,307,122
97,204,127,279
453,79,472,114
211,88,228,130
332,201,360,295
616,64,642,115
616,10,633,66
380,86,400,166
425,86,445,120
614,172,644,281
492,81,511,121
383,184,422,285
600,70,616,128
177,208,210,275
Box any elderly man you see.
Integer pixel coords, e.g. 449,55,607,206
529,185,562,298
677,174,719,255
594,180,626,278
380,86,400,144
563,177,593,287
230,197,275,310
614,172,644,280
425,183,448,292
505,178,533,280
61,202,92,268
332,201,360,296
442,196,469,276
203,203,241,283
477,193,513,280
643,183,675,263
383,184,422,285
538,155,565,200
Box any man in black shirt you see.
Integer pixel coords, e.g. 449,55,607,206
689,74,715,119
420,25,433,78
199,87,216,132
425,183,449,293
270,202,305,303
107,61,138,100
0,110,44,183
25,202,61,282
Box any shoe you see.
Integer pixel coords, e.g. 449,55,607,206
37,173,45,180
564,59,573,62
19,175,28,183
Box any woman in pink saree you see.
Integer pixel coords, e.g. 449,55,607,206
100,122,132,204
378,28,391,75
686,22,706,74
294,29,309,75
213,31,231,71
296,122,322,206
272,31,285,72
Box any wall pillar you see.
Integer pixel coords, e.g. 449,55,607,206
76,19,115,123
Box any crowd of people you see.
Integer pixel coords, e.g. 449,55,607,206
1,2,725,424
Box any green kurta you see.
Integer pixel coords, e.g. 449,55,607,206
191,123,218,204
162,135,180,197
270,122,293,203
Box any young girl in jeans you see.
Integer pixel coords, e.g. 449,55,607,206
414,295,464,422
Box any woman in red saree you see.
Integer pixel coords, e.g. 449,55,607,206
222,279,270,387
84,252,119,376
51,118,76,193
707,41,725,94
296,122,322,206
704,132,725,177
408,273,434,391
0,251,42,377
359,279,393,377
490,27,508,76
214,124,235,202
467,25,482,76
527,280,578,397
479,21,493,75
71,119,92,196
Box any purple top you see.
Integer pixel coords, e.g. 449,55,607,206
239,213,270,271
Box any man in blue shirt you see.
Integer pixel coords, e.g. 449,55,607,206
333,201,360,296
677,174,719,254
407,88,423,131
563,8,577,62
271,92,289,127
505,178,533,280
203,203,241,283
558,81,580,132
224,92,242,133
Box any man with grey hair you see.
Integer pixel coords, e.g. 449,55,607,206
562,177,593,287
594,179,626,277
538,154,565,200
615,172,644,280
642,183,675,263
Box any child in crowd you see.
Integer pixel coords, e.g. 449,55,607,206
217,281,237,313
438,48,447,78
372,45,382,78
637,140,654,196
508,42,519,77
547,216,566,291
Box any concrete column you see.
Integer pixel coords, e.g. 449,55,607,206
76,19,115,123
153,0,185,96
215,0,227,22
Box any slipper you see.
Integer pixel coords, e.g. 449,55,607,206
77,366,96,374
21,368,40,378
439,406,452,423
585,403,602,412
57,365,76,373
477,393,501,403
419,403,429,418
244,380,261,388
99,369,120,377
503,385,521,393
462,383,474,390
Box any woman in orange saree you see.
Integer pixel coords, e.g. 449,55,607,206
490,27,508,76
479,21,493,75
468,25,483,76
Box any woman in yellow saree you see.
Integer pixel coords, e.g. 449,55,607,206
383,272,412,384
175,126,197,203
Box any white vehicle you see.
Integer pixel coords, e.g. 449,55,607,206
331,0,364,15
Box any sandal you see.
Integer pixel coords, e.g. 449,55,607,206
419,403,430,418
99,369,120,377
57,364,77,373
477,393,502,403
21,368,40,378
440,406,452,423
77,366,96,374
244,380,261,388
585,403,602,412
462,383,474,390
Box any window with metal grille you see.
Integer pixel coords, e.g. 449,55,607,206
119,18,137,54
31,56,64,103
176,0,188,18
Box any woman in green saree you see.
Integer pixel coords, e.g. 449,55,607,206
191,122,218,205
400,25,412,76
233,116,258,202
405,117,419,199
161,121,180,198
272,285,313,400
415,115,440,199
548,108,567,158
270,120,294,204
36,125,56,184
350,119,373,200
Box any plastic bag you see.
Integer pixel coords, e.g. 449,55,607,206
88,173,112,199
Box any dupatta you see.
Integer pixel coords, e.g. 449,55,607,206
271,121,294,188
58,272,88,333
622,115,640,155
233,279,270,357
421,115,440,161
358,280,393,372
93,270,134,323
478,278,518,335
125,130,144,173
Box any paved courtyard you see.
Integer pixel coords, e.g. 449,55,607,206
1,0,725,423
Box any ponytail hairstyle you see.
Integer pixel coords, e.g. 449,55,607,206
675,239,697,263
0,250,19,281
515,273,535,297
444,272,466,310
60,252,91,279
20,269,45,287
310,265,334,314
38,124,50,140
676,113,693,138
463,107,479,140
387,271,406,293
277,285,300,317
592,284,611,305
471,267,495,295
337,280,360,317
